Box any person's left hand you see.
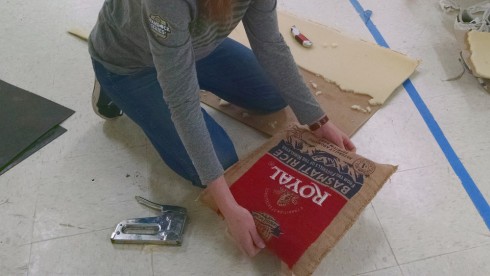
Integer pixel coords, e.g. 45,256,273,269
312,121,356,152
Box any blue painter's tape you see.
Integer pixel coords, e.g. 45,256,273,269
349,1,389,48
362,10,373,23
348,0,490,229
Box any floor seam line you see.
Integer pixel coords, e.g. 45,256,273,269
397,243,490,266
29,227,114,245
370,203,401,267
352,264,400,276
26,196,40,276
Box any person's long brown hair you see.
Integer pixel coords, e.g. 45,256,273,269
199,0,232,22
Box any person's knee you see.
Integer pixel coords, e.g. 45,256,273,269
265,99,288,113
248,96,287,114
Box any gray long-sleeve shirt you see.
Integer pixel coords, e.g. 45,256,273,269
89,0,325,185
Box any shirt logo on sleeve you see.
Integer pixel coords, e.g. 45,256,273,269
149,15,171,39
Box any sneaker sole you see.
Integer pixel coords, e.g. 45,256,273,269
91,80,121,120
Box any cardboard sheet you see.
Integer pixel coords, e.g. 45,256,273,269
0,80,74,175
201,12,418,137
201,69,379,137
229,12,418,105
467,30,490,79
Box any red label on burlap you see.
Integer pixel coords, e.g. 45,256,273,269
230,152,348,267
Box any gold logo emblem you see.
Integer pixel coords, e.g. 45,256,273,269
252,212,282,241
149,15,171,39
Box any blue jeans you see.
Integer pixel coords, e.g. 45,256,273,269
92,38,287,187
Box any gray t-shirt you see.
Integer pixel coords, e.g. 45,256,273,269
89,0,325,185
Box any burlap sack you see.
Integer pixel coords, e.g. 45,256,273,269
201,125,397,276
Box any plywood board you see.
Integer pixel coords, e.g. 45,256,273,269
201,69,379,137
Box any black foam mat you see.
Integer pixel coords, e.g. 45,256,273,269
0,80,75,175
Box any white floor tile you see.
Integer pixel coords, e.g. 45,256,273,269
0,160,41,247
31,147,151,242
29,230,153,276
425,92,490,160
0,244,31,276
351,90,448,172
313,206,397,276
372,165,490,264
400,244,490,276
357,266,403,276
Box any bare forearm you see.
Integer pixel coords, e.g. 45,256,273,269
207,175,239,216
206,175,265,256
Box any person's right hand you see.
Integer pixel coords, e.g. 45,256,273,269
313,121,356,152
206,175,265,257
222,203,265,257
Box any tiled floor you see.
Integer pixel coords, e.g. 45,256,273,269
1,0,489,275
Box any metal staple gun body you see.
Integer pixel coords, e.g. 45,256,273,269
111,196,187,245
